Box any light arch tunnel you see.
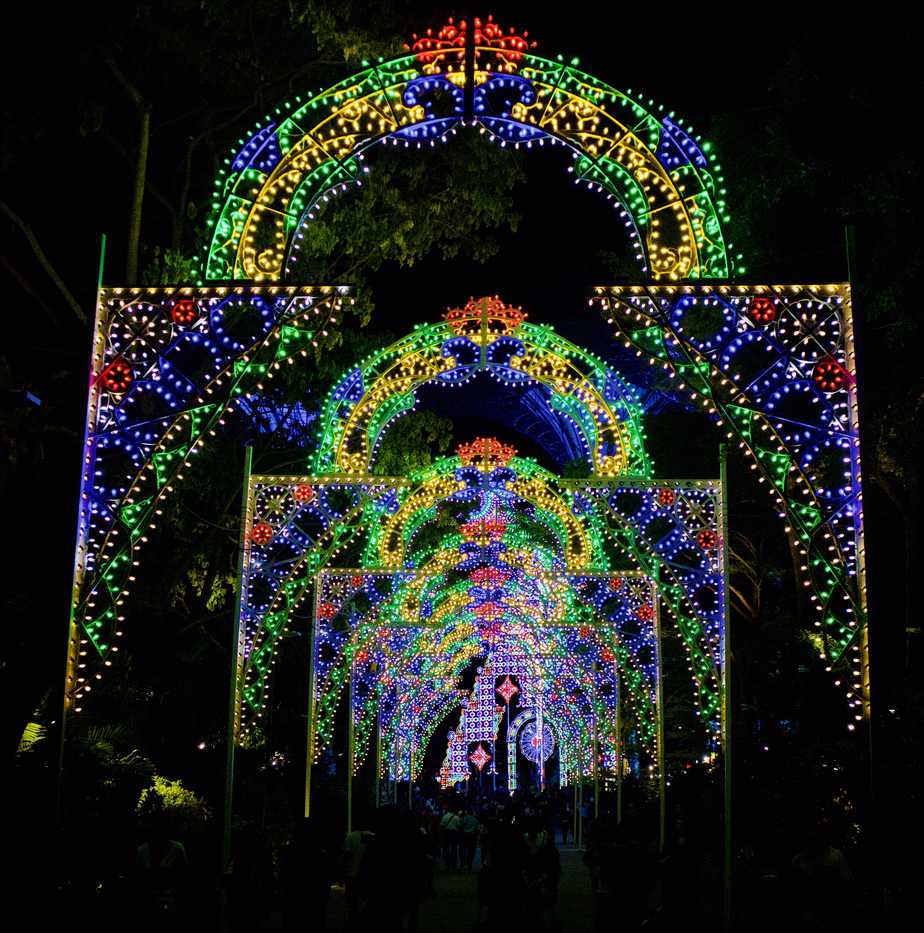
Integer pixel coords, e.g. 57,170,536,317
66,17,868,744
233,298,728,796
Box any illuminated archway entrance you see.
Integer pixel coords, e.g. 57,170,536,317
203,16,733,283
63,29,869,909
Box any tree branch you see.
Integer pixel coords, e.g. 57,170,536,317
0,200,88,325
105,58,150,281
0,255,60,325
100,131,176,218
104,57,145,112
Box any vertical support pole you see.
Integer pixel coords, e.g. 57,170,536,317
506,699,511,791
537,693,545,793
719,445,733,930
347,665,354,834
57,234,107,828
305,590,318,819
374,690,382,810
592,711,600,820
577,779,584,848
223,444,253,872
615,657,623,825
842,241,876,903
653,573,666,855
573,780,579,845
409,746,414,809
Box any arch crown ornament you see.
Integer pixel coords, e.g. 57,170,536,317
204,15,734,284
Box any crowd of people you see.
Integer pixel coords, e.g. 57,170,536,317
332,787,569,931
117,780,864,931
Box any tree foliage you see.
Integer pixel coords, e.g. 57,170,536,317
372,410,454,475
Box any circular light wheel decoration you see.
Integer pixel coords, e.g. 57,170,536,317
520,721,554,764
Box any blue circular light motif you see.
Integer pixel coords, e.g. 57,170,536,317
520,720,554,763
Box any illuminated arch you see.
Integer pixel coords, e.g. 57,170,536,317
204,17,732,283
240,439,721,764
315,296,651,477
312,570,661,787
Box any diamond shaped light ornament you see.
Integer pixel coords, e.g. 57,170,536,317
496,675,519,705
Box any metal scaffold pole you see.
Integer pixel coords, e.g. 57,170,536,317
374,688,382,809
409,747,414,809
347,665,354,834
592,710,600,820
305,588,318,819
57,232,108,831
653,572,666,854
615,657,623,825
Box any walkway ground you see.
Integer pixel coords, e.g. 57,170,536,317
327,844,595,932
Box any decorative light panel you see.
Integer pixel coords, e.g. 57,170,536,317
592,284,868,725
65,286,347,713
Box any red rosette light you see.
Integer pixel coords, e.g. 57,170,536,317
474,601,503,621
813,358,849,392
101,358,134,394
697,529,718,550
457,436,517,468
406,16,535,76
293,483,314,503
445,295,527,337
171,299,198,325
251,522,274,545
461,518,508,542
748,296,777,324
657,488,676,506
407,17,467,74
470,566,510,587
